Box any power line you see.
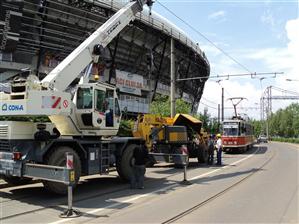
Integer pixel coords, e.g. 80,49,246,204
156,0,252,73
215,80,233,98
176,72,283,81
199,101,218,110
224,107,259,110
201,96,218,105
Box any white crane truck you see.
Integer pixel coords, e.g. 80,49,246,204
0,0,153,194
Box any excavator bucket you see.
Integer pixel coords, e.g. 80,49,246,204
172,114,202,134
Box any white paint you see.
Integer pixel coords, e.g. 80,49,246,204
189,148,257,181
50,147,259,224
90,152,95,161
116,70,144,96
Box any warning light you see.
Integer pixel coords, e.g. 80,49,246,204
13,152,22,160
94,73,99,81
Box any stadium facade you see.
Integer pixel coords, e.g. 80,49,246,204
0,0,210,115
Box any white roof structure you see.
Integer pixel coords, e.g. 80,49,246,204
91,0,209,66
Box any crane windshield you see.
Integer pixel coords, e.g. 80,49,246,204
77,87,93,109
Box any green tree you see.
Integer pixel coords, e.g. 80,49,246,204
195,109,209,131
150,95,191,116
194,109,220,134
251,119,262,137
268,103,299,138
175,98,192,114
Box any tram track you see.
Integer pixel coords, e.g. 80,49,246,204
0,167,173,204
1,147,262,222
161,146,276,224
0,166,186,221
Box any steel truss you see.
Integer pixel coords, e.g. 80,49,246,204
260,86,299,136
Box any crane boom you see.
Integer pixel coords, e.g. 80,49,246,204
42,0,152,91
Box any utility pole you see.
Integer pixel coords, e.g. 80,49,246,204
218,103,220,131
221,88,224,121
170,38,175,118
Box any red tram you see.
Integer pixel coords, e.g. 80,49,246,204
222,117,255,153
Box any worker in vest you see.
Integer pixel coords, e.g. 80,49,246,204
215,134,223,165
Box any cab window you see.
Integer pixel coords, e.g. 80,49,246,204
115,99,121,116
77,88,93,109
95,89,105,112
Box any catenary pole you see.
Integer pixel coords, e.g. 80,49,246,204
170,38,176,118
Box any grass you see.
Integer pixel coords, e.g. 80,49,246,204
271,137,299,144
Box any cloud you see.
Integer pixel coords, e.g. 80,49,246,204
208,10,226,21
198,18,299,120
246,18,298,90
261,10,275,27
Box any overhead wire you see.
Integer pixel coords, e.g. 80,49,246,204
156,0,253,74
215,80,233,98
156,1,283,118
201,96,218,105
199,101,218,110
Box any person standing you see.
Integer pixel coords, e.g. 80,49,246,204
130,145,149,189
207,135,215,165
215,134,223,165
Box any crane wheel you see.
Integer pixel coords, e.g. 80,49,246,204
42,147,81,195
116,144,137,181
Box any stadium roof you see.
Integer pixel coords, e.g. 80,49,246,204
0,0,210,111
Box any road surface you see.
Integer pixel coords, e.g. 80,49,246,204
0,142,298,223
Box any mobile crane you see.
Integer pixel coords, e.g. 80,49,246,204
0,0,153,194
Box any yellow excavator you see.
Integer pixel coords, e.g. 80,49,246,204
132,114,208,167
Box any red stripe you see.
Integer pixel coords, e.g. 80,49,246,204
67,160,74,169
52,97,61,108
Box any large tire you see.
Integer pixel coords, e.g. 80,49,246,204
2,176,32,186
116,144,136,181
42,147,81,195
197,144,208,163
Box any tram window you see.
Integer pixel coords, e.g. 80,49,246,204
223,127,238,136
241,128,245,136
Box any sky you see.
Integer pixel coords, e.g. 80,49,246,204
152,0,299,120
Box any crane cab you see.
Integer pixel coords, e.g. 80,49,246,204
74,82,121,135
49,82,121,137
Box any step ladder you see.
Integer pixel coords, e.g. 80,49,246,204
100,142,110,174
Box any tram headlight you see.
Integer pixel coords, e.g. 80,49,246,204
234,141,237,144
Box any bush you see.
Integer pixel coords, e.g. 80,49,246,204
118,119,134,137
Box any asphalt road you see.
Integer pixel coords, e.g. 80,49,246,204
0,142,298,223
